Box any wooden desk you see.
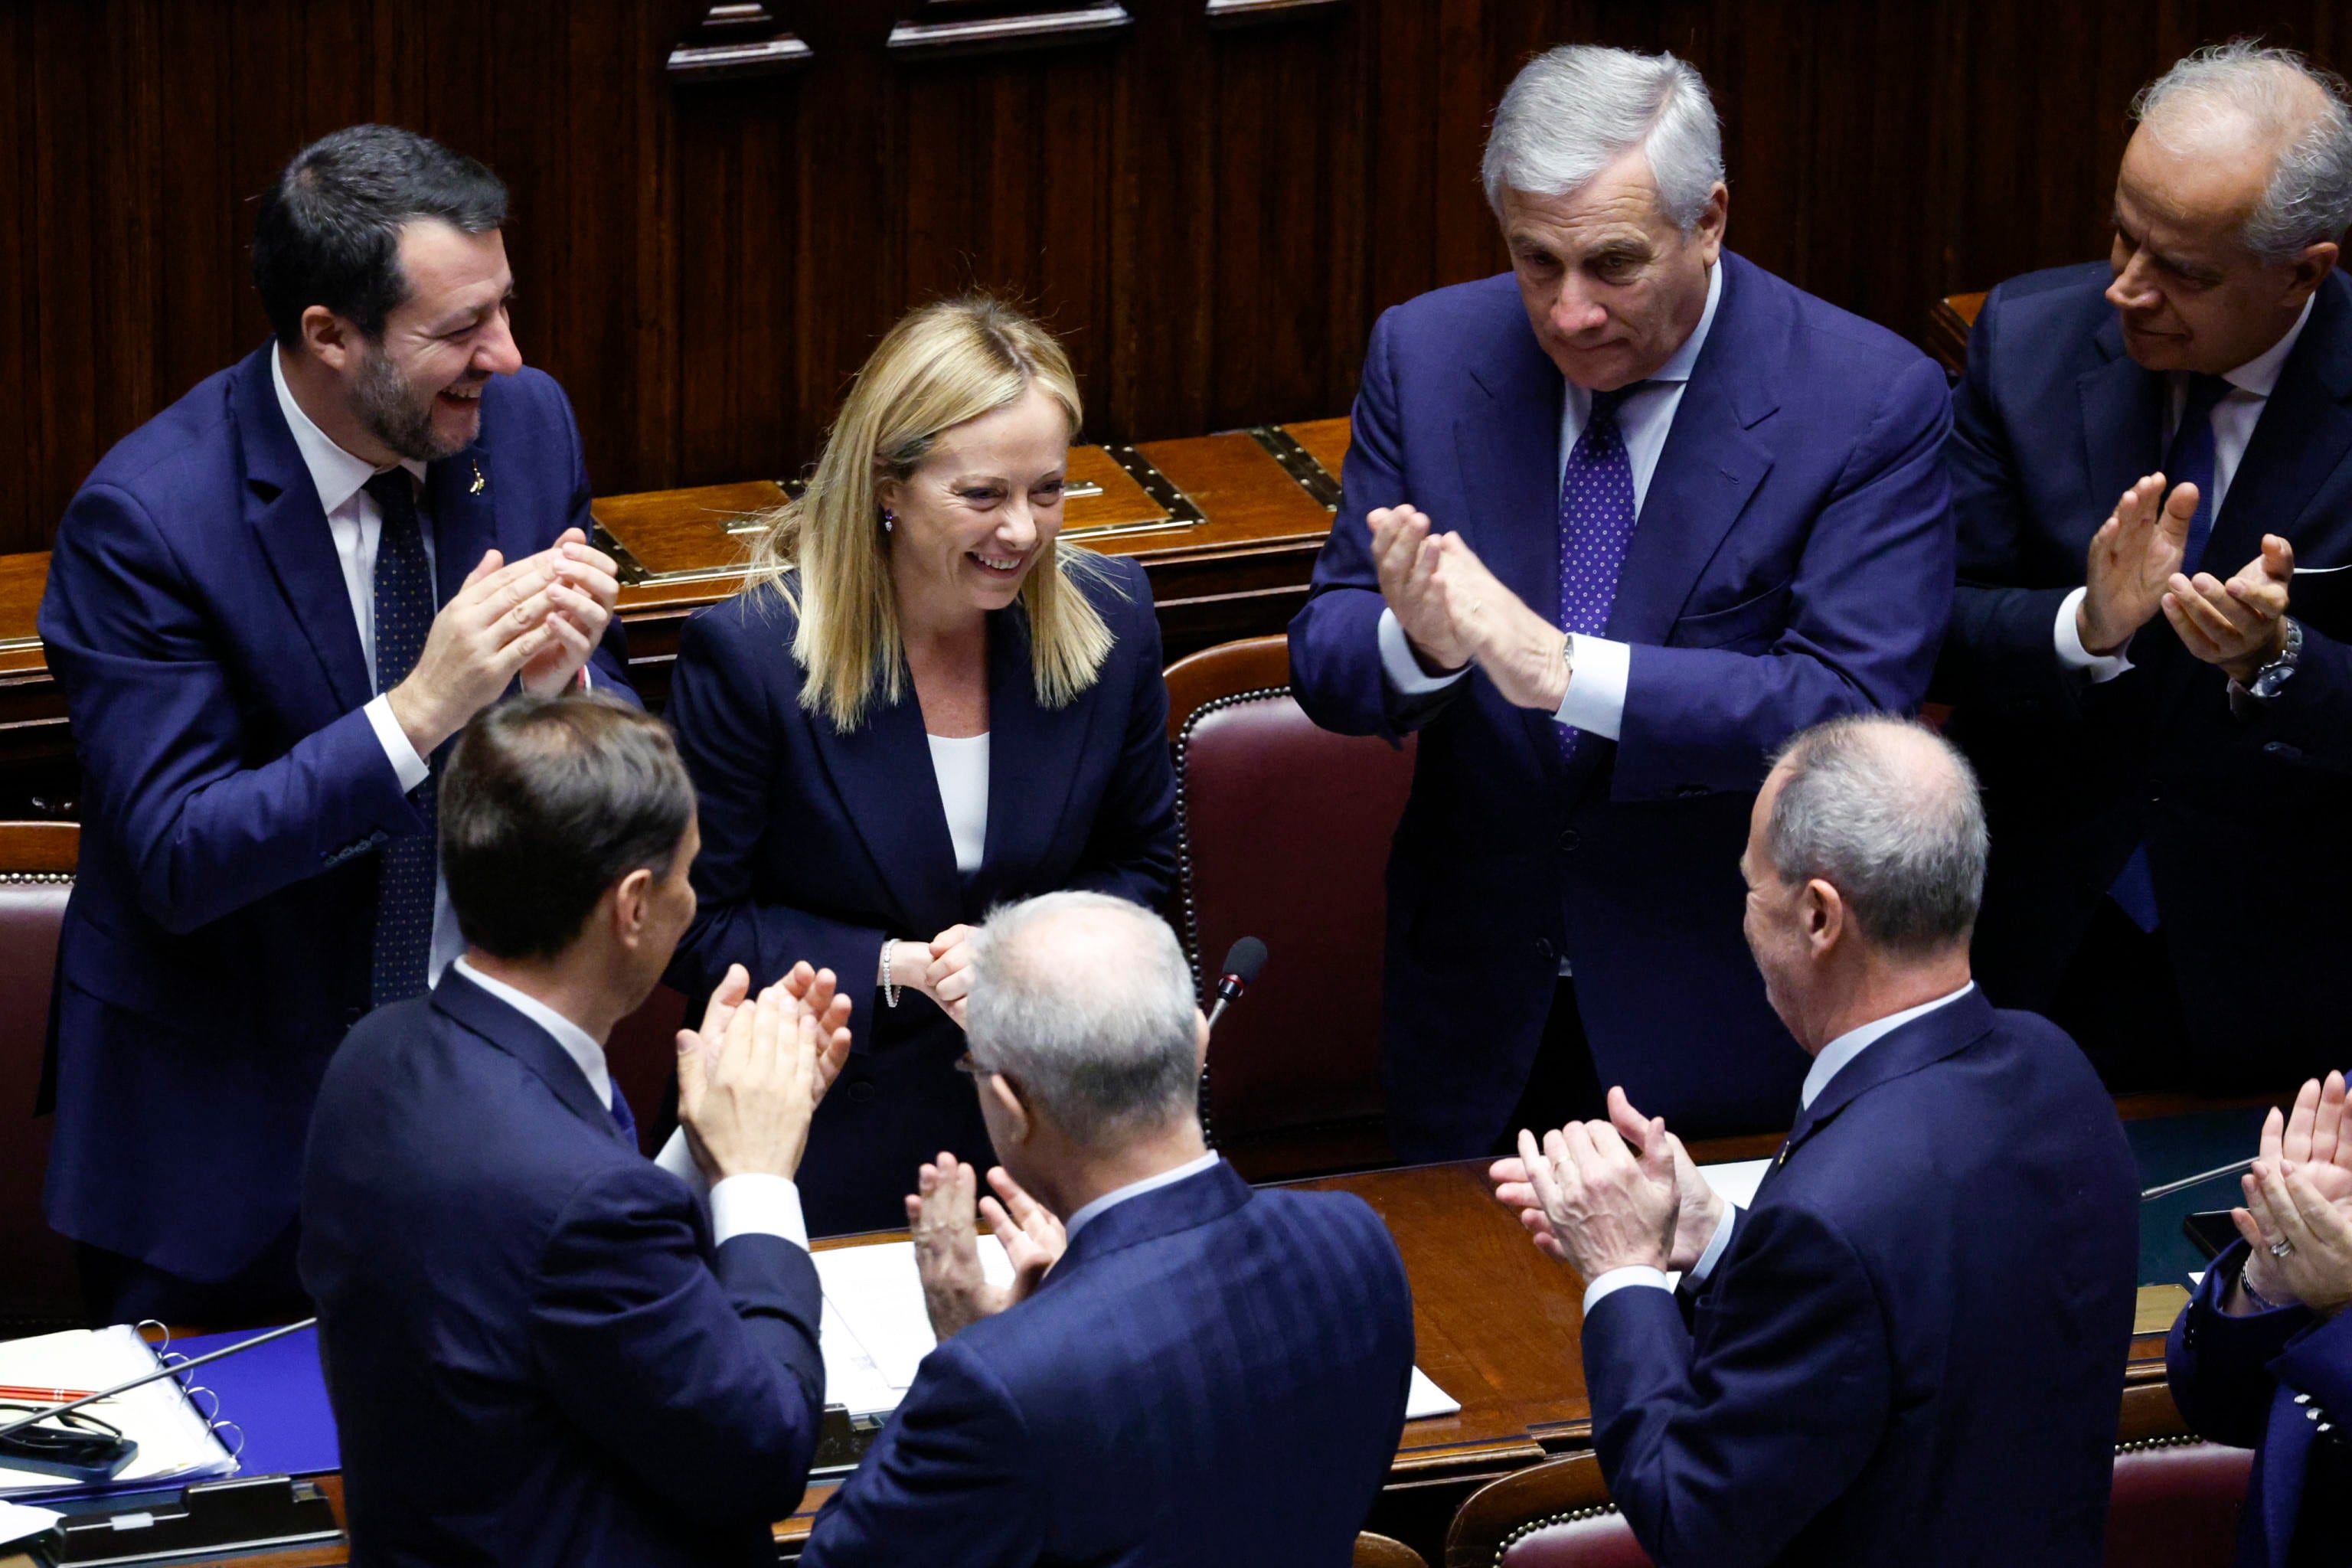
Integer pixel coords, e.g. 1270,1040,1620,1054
0,422,1354,815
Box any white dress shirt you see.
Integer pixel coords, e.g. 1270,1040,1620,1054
2054,295,2314,683
926,733,991,874
449,959,809,1250
271,347,465,985
1580,982,1977,1315
1377,256,1727,744
1063,1150,1223,1242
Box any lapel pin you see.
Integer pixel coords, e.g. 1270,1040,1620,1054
469,461,486,496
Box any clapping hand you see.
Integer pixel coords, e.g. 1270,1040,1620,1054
2236,1072,2352,1311
2079,473,2195,656
2162,534,2294,684
1488,1112,1678,1281
1368,505,1474,675
2237,1160,2352,1321
517,528,622,697
908,1152,1067,1341
675,967,853,1184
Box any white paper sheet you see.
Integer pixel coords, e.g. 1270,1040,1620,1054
0,1327,237,1497
1406,1367,1459,1420
814,1238,1014,1409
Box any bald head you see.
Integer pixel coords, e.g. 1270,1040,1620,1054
963,892,1201,1149
1757,716,1987,957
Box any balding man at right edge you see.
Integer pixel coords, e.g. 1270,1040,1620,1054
1939,42,2352,1096
1493,716,2139,1566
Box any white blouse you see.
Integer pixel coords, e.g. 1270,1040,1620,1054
926,732,991,874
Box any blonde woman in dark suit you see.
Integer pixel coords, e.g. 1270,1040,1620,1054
662,298,1178,1234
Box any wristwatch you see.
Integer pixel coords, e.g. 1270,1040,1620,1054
2248,617,2305,701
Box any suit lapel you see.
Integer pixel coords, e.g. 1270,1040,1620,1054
230,346,374,711
1775,988,1997,1168
803,677,964,936
433,968,626,1147
974,606,1092,911
1609,255,1778,648
2206,274,2352,576
427,441,500,606
1044,1161,1252,1288
1455,320,1568,781
2076,318,2165,524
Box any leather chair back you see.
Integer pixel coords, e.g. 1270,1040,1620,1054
1354,1531,1429,1568
1,822,80,1331
2105,1437,2252,1567
1444,1452,1648,1568
1165,636,1413,1181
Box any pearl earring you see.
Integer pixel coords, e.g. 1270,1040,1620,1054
881,509,895,533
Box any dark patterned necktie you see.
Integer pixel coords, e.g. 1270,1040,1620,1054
2107,374,2232,934
1555,384,1642,761
608,1078,639,1150
365,469,438,1007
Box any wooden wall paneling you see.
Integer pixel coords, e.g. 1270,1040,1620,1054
1102,0,1214,445
0,4,33,564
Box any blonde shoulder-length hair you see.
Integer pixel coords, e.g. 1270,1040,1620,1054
744,296,1119,730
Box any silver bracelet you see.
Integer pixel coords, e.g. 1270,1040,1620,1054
881,941,901,1008
2240,1260,2282,1313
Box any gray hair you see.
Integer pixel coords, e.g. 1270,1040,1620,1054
1481,44,1725,230
1762,716,1988,956
963,891,1200,1149
2133,40,2352,260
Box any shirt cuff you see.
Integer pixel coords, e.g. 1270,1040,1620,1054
1377,608,1470,696
654,1126,706,1195
709,1174,810,1251
363,693,432,792
2055,587,2133,684
1684,1203,1740,1288
1582,1265,1673,1316
1553,634,1631,740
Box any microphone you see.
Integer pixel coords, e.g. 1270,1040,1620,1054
1206,937,1268,1031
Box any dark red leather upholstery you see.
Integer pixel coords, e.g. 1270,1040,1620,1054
1175,685,1414,1180
2105,1439,2252,1568
2,874,77,1328
1495,1511,1651,1568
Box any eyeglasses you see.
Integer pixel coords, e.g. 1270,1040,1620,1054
952,1052,996,1079
0,1402,136,1481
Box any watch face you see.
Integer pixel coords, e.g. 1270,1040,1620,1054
2252,665,2295,700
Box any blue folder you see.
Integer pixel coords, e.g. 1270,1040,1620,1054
162,1323,339,1478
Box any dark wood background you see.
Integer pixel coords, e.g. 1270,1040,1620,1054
2,0,2341,559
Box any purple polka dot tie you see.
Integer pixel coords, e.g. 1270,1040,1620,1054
366,469,438,1007
1556,385,1640,762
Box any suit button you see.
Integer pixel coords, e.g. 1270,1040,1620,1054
1557,828,1580,853
848,1081,877,1104
1533,937,1555,963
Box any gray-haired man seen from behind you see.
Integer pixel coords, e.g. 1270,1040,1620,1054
1491,715,2139,1566
802,891,1416,1568
1942,42,2352,1096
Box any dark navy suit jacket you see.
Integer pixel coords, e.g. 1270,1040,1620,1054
1289,254,1955,1154
299,969,825,1568
38,343,634,1282
2167,1240,2352,1568
1940,263,2352,1089
662,556,1178,1234
800,1161,1413,1567
1581,989,2140,1566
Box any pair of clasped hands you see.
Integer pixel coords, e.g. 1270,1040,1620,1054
2228,1071,2352,1321
1488,1086,1724,1283
383,527,622,759
2080,474,2297,681
670,959,1067,1341
1372,505,1577,711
